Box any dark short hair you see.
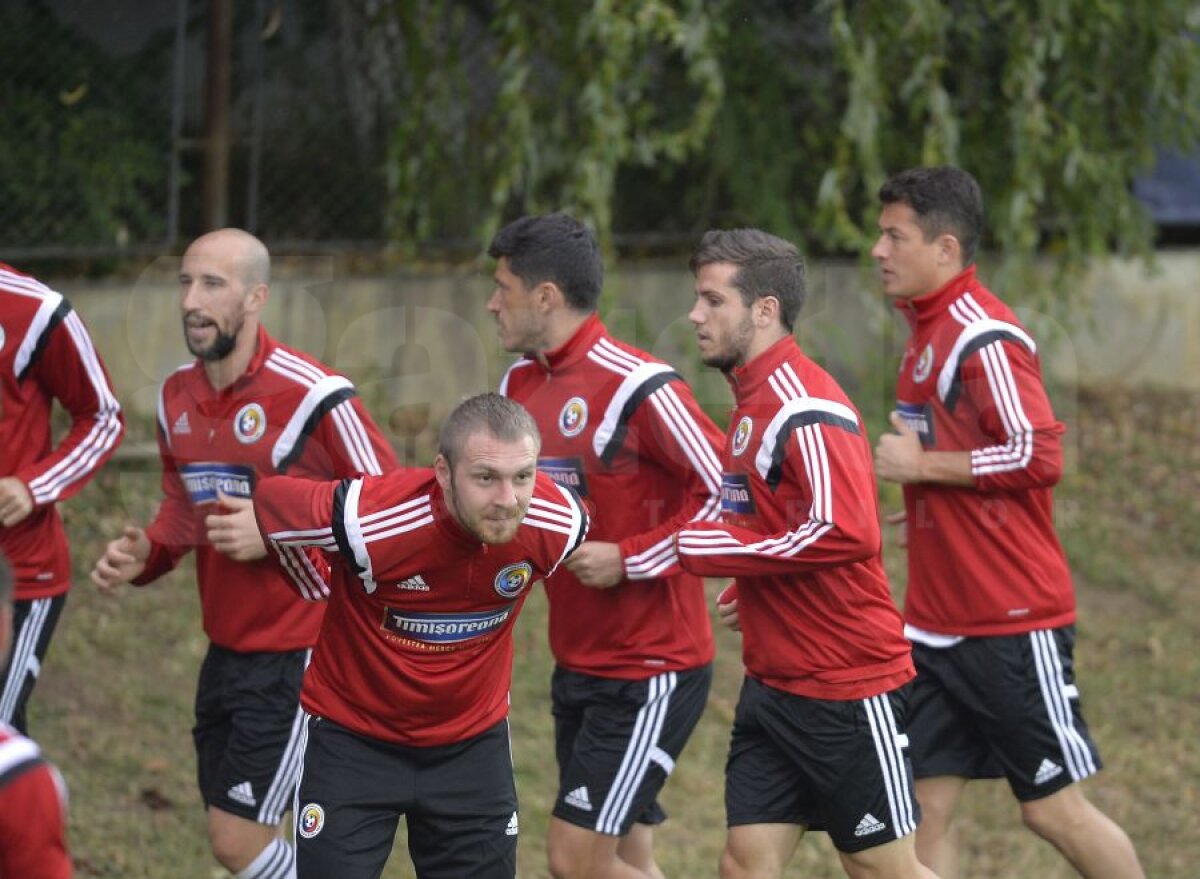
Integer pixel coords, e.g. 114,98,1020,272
688,229,807,330
438,393,541,464
487,213,603,311
878,166,983,264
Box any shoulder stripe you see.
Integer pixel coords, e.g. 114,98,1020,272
937,315,1036,411
526,484,588,574
591,362,680,465
269,373,357,471
14,290,68,380
332,478,377,593
755,389,859,492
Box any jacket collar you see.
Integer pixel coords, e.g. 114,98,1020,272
893,265,978,331
726,335,802,401
525,313,605,373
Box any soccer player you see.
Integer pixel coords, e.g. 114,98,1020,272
871,165,1144,879
90,228,396,879
677,228,937,879
0,262,124,734
0,554,72,878
488,213,723,879
250,393,588,879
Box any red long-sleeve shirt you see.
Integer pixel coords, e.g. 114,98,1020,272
892,266,1074,638
500,315,721,678
0,264,124,599
255,468,588,746
677,336,914,700
0,723,72,879
133,326,396,652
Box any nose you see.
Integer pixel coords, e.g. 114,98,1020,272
181,279,203,312
870,235,887,262
687,300,705,326
486,289,502,314
493,478,519,509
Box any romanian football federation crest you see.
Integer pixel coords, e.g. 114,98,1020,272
298,803,325,838
731,416,753,456
494,561,533,599
234,402,267,444
558,397,588,437
911,343,934,383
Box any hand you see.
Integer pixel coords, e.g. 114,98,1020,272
91,526,151,595
885,510,908,548
205,491,267,562
716,587,741,633
874,411,925,484
563,541,625,588
0,477,34,527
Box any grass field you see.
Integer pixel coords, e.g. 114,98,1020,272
32,385,1200,878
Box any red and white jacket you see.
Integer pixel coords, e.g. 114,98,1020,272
893,266,1074,639
0,264,124,599
677,336,914,701
500,315,721,678
134,326,396,652
0,723,71,878
255,469,588,747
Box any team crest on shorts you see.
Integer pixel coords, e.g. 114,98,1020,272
911,343,934,383
731,416,753,456
494,561,533,599
234,402,267,444
297,803,325,838
558,397,588,437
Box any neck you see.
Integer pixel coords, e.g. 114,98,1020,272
534,309,592,365
739,324,790,369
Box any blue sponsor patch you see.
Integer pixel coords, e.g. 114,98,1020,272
382,605,514,645
180,462,255,505
720,473,756,515
896,401,936,448
538,456,589,498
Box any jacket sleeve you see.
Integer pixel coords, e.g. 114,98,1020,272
617,378,725,580
135,401,200,584
253,474,342,600
957,336,1064,491
677,399,881,578
281,381,397,479
16,306,124,507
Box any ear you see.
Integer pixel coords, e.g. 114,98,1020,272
756,295,781,327
434,453,452,491
246,282,269,314
536,281,565,311
936,233,963,267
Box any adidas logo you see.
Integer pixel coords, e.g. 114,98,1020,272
1034,758,1063,785
172,411,191,435
505,811,519,836
397,574,430,592
227,781,256,807
564,786,592,812
854,813,885,837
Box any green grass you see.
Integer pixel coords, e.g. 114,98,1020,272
32,386,1200,877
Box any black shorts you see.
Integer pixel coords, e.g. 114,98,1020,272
907,626,1102,802
0,594,66,734
725,676,920,854
551,664,712,836
294,716,518,879
193,644,308,825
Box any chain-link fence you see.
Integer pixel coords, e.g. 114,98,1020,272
2,0,395,259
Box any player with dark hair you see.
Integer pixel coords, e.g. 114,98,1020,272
872,165,1144,879
678,228,935,879
91,228,396,879
0,554,72,878
488,213,723,879
250,392,589,879
0,262,124,734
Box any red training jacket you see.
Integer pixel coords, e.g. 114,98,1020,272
0,263,124,599
500,314,721,678
0,722,72,878
134,325,396,652
256,468,588,746
892,266,1074,638
677,336,914,700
